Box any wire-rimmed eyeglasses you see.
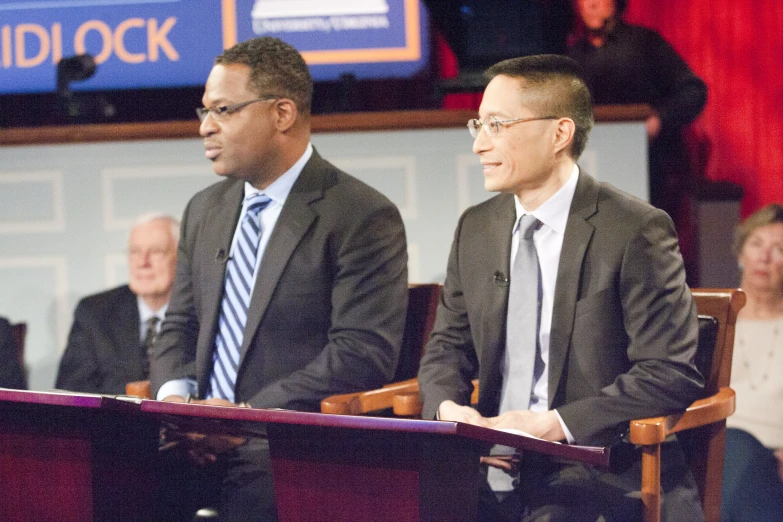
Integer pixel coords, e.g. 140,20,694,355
196,95,281,122
467,115,558,138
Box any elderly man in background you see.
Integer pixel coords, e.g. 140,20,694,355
55,213,179,394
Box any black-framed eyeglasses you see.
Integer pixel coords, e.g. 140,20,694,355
196,95,282,122
467,115,558,138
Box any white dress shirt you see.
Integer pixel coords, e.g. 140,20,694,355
510,164,578,441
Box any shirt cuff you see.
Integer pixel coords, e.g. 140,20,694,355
156,378,197,401
554,409,576,444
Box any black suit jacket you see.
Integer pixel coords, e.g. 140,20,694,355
418,171,704,446
150,150,408,410
0,317,26,390
56,285,146,395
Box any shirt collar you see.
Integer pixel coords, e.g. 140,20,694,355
137,296,167,323
513,164,579,235
243,142,313,204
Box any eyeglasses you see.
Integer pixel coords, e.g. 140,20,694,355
196,95,281,122
129,246,172,261
467,115,558,138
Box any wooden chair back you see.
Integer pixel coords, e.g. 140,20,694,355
393,284,442,382
9,323,27,388
683,289,744,521
320,284,441,414
631,288,744,522
9,323,26,369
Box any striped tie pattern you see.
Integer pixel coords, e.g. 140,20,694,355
208,194,271,402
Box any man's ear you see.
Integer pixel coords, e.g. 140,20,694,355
553,118,576,155
274,99,298,132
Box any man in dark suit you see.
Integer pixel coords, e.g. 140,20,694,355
417,54,705,521
149,37,408,521
55,214,179,394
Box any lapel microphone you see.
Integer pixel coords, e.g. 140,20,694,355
493,271,509,287
215,248,228,263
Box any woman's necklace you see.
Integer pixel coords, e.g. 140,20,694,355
737,321,780,391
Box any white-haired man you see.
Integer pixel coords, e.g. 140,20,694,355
56,213,179,394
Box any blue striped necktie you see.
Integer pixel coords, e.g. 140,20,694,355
208,193,272,402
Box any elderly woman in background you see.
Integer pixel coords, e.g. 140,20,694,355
722,203,783,522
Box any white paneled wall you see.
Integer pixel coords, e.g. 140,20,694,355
0,122,647,390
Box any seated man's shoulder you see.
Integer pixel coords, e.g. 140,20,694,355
596,182,668,222
459,193,513,222
187,177,241,212
76,285,135,313
319,163,402,218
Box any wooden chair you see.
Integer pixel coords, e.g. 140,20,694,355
127,284,442,402
630,288,744,522
320,288,745,522
125,379,152,399
6,322,28,389
9,322,26,371
319,283,441,414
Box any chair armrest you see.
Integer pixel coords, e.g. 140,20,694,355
320,378,419,415
394,378,481,417
125,380,152,399
629,387,735,446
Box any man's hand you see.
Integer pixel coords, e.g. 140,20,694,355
484,410,565,441
159,396,250,464
182,432,247,465
438,400,489,427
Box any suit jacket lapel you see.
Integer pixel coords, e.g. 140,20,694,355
479,195,516,415
239,152,324,362
548,172,599,406
115,286,142,375
197,181,244,380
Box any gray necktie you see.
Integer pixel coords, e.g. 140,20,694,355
500,214,541,413
488,214,541,493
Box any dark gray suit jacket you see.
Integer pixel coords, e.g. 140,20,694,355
0,317,26,390
55,285,146,395
150,150,408,411
418,171,704,446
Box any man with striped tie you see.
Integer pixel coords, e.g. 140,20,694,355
150,37,408,521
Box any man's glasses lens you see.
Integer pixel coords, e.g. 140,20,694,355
467,118,499,138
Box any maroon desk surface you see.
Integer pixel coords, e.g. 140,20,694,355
140,399,609,467
0,390,609,521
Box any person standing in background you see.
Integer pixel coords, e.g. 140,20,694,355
568,0,707,234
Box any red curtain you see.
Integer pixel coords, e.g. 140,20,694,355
625,0,783,216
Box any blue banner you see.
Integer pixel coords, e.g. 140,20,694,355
0,0,428,94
